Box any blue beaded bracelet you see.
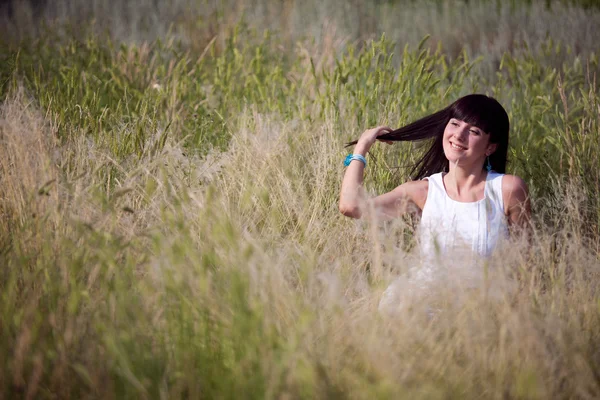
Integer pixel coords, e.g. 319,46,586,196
344,154,367,167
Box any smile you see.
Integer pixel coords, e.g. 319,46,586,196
450,142,467,150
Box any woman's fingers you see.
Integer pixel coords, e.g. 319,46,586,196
369,126,392,140
376,127,393,145
376,126,393,135
356,126,394,149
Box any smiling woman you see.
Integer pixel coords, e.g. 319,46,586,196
339,94,531,314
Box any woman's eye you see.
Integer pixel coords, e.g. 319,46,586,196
470,130,480,135
451,122,459,126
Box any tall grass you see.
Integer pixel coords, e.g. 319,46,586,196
0,0,599,398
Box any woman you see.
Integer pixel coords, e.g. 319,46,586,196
338,94,531,313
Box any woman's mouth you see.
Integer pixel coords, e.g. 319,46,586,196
450,142,467,150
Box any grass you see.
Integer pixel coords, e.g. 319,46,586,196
0,0,599,398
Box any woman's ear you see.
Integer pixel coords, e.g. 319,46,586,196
486,143,498,156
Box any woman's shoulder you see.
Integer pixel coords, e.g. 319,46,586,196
500,174,529,212
501,174,528,194
400,179,429,210
385,179,429,211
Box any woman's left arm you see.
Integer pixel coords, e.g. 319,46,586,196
502,175,532,232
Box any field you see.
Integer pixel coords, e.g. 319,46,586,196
1,0,600,398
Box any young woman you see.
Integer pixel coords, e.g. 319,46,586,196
338,94,531,313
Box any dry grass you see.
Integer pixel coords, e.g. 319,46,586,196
0,0,599,397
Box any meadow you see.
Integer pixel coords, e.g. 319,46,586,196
0,0,599,398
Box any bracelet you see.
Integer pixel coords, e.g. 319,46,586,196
344,154,367,167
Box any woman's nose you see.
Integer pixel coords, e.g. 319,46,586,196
454,127,468,142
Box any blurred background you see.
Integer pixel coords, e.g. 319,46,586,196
1,1,599,399
2,0,599,65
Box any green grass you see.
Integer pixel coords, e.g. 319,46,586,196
0,0,599,398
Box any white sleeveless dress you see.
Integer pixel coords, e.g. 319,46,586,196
378,171,509,314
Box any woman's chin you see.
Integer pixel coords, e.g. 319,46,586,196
443,152,461,164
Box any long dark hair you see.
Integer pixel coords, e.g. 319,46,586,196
346,94,510,180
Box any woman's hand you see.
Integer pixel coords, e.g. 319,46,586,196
354,126,394,154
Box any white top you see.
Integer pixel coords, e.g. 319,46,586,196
378,171,510,316
419,171,509,259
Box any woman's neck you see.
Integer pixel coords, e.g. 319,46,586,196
445,161,487,198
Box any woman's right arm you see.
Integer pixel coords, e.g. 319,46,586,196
338,132,373,219
339,126,427,220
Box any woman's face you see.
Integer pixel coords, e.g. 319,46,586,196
442,118,497,167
